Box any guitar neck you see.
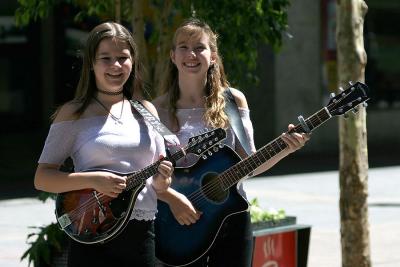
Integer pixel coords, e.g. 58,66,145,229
219,107,332,189
125,149,186,190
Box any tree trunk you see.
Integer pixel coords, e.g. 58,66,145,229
152,0,173,97
115,0,121,23
336,1,371,267
132,0,149,88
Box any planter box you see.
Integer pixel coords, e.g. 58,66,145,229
251,217,311,267
252,216,297,231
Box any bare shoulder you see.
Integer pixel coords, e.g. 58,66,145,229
141,100,160,118
53,101,81,123
229,88,249,109
152,94,169,110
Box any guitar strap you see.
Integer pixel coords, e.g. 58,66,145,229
223,88,252,156
130,92,251,155
129,100,180,146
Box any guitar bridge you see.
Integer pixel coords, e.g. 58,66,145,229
58,214,72,229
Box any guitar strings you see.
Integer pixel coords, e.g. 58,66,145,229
183,137,285,206
64,92,352,227
67,92,354,226
183,109,335,208
167,93,359,212
62,137,208,227
64,169,150,223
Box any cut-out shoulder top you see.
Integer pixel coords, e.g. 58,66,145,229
38,104,165,221
157,107,256,198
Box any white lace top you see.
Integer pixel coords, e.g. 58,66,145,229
38,103,165,221
157,107,256,197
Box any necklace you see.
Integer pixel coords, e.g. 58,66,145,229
93,96,125,125
97,88,124,95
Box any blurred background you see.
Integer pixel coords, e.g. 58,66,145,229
0,0,399,200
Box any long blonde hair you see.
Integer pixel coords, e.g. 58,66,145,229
159,18,229,131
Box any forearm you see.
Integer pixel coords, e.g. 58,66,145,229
156,187,176,202
251,149,291,177
34,164,93,193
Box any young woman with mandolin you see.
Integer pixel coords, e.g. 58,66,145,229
35,22,173,267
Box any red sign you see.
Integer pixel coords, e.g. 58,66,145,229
252,231,297,267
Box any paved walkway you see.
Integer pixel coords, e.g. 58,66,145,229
1,166,399,267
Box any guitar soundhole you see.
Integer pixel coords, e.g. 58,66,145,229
201,172,228,203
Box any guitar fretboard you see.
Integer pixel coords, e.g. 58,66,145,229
125,150,186,191
219,107,332,189
124,129,226,191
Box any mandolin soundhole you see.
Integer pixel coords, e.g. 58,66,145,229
201,172,228,203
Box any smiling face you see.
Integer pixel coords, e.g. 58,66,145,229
92,38,133,93
171,31,216,78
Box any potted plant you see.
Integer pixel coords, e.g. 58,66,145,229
21,193,68,267
249,198,311,267
249,197,297,231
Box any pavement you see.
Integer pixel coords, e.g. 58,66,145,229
1,165,399,267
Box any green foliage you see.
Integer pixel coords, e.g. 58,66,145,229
21,223,67,267
15,0,64,26
37,191,57,202
14,0,290,91
188,0,290,87
249,197,286,223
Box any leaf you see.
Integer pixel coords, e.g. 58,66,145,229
249,197,286,223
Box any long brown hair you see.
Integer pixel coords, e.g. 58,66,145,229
159,18,229,131
54,21,143,119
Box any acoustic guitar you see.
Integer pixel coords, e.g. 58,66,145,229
155,82,370,266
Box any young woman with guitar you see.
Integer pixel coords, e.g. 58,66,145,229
152,18,310,266
35,22,174,267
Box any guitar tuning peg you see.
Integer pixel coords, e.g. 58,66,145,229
363,102,368,108
339,86,344,92
348,81,353,86
330,92,335,98
202,154,207,160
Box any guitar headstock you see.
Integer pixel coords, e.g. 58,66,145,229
186,128,227,156
328,81,370,116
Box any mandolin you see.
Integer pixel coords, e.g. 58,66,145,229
55,128,226,244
